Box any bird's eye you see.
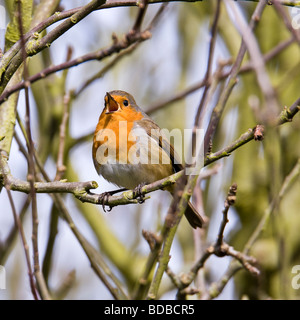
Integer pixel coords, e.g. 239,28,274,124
123,100,129,107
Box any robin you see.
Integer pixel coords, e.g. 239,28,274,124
92,90,204,228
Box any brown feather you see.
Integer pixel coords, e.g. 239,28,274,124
134,119,204,228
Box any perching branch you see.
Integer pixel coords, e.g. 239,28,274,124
1,95,299,209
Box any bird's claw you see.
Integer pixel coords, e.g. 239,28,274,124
97,188,127,212
98,192,113,212
133,183,146,204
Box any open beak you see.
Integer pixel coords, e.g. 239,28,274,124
105,92,119,113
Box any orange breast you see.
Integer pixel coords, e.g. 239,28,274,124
93,107,144,167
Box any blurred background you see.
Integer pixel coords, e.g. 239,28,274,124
0,0,300,299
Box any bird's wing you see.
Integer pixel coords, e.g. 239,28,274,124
134,118,183,172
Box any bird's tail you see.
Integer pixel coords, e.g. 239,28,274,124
184,202,204,229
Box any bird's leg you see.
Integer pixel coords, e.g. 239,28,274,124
98,188,127,212
133,183,146,204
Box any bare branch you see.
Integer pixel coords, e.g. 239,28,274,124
226,0,279,123
1,172,38,300
244,157,300,255
54,92,71,181
172,183,258,299
147,37,294,114
204,0,267,154
1,93,299,211
0,30,151,104
216,183,237,248
16,0,50,300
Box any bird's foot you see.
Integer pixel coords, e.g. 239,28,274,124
133,183,146,204
98,188,127,212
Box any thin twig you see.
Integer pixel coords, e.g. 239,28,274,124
132,0,149,33
0,0,296,96
0,30,151,104
0,150,38,299
0,194,31,264
135,166,218,300
194,0,221,131
147,37,294,114
10,132,129,300
17,0,50,300
133,229,164,299
0,0,107,94
202,261,242,300
190,1,222,294
74,3,167,98
0,0,173,87
1,94,299,209
5,188,39,299
42,204,59,286
244,157,300,255
272,0,300,43
49,191,128,300
145,4,223,294
216,183,237,248
173,183,258,299
54,92,71,181
226,0,279,123
0,2,169,105
74,43,140,98
204,0,267,154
